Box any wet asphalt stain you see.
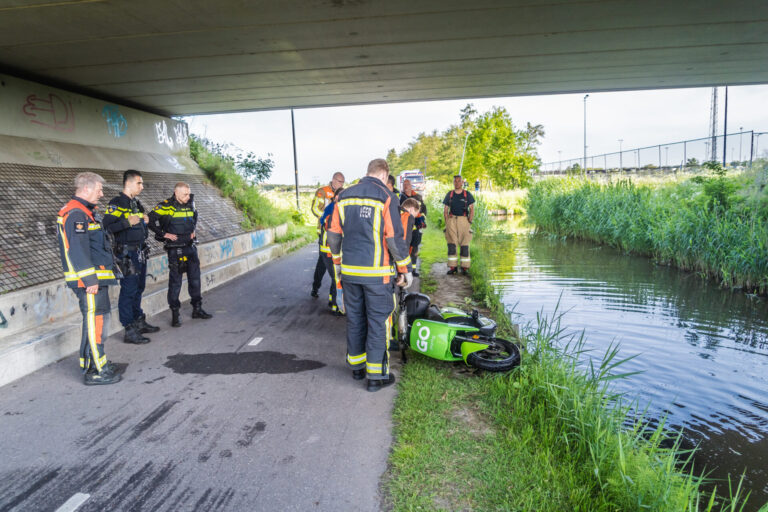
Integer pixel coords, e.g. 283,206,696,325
237,422,266,447
163,352,325,375
0,467,60,512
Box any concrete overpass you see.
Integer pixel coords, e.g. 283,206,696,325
1,0,767,116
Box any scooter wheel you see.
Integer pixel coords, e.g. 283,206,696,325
466,338,521,372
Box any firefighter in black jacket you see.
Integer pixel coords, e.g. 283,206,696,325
56,172,121,385
103,170,159,344
148,182,213,327
327,159,413,392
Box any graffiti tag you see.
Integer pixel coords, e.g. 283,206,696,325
173,123,188,147
22,93,75,132
102,105,127,138
155,120,174,148
219,239,235,259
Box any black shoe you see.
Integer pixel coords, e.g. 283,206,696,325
124,324,150,344
136,314,160,334
171,308,181,327
412,270,420,277
367,374,396,392
192,305,213,319
311,289,319,298
84,368,122,386
447,267,458,275
104,361,118,374
390,339,400,351
352,369,366,380
461,268,469,276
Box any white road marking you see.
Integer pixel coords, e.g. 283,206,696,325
56,493,90,512
248,337,264,346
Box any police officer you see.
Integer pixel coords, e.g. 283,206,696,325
148,182,213,327
310,172,345,298
103,170,159,344
443,175,475,275
56,172,121,385
327,159,413,392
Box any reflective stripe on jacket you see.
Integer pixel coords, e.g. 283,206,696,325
311,185,334,218
148,195,197,246
102,192,149,246
56,197,117,288
327,176,411,285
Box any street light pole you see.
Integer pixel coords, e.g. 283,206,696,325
618,139,623,173
583,94,589,173
739,126,743,163
557,150,562,172
291,108,300,211
458,130,470,176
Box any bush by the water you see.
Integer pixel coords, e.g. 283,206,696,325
526,164,768,293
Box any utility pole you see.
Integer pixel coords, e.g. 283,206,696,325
618,139,623,172
291,108,299,210
557,150,562,172
722,86,728,167
739,126,743,163
583,94,589,173
458,130,470,176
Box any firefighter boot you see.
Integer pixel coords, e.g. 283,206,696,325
367,373,396,392
192,304,213,319
136,314,160,334
171,308,181,327
84,368,122,386
124,323,150,344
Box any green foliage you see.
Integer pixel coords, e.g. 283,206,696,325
388,104,544,189
526,173,768,293
236,152,274,183
189,134,290,229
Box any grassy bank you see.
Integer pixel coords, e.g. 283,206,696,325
525,167,768,293
387,220,749,510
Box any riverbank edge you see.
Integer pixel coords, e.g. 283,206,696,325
525,177,768,294
384,227,749,511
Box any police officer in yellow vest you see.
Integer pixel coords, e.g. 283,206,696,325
311,172,345,298
56,172,121,385
148,182,213,327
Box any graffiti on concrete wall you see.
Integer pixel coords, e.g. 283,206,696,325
219,238,235,259
155,120,188,150
250,231,267,250
173,123,188,147
22,93,75,132
102,105,127,138
155,120,173,148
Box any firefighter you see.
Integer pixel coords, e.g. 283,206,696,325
103,170,159,345
318,188,344,314
327,159,413,392
443,175,475,275
148,182,213,327
310,172,345,298
56,172,121,385
399,179,427,277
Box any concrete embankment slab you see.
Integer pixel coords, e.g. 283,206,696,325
0,244,394,511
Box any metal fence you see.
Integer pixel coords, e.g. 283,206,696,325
539,131,768,175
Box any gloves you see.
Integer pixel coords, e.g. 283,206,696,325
334,264,342,280
399,272,414,289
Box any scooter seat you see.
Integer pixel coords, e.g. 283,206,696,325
443,315,497,337
425,305,444,321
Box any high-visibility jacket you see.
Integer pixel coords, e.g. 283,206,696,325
327,176,411,285
400,210,415,250
102,192,149,248
319,202,335,255
311,185,335,219
56,197,118,289
148,195,197,248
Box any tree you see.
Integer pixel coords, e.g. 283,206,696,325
237,152,274,183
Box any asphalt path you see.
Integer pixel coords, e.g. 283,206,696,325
0,244,400,512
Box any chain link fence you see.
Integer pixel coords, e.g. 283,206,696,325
539,131,768,176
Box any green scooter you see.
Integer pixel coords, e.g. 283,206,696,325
396,290,521,372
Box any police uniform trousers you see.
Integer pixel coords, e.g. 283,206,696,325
167,245,202,309
72,286,110,373
118,249,147,327
344,281,396,380
410,229,423,265
312,249,326,293
321,252,338,310
445,215,472,269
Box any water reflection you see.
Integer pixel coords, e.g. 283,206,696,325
481,222,768,509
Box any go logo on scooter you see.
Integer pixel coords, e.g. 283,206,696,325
416,325,430,353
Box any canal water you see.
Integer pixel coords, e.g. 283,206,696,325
482,220,768,510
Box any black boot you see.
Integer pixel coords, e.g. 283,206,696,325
136,314,160,334
367,373,396,392
171,308,181,328
352,369,366,380
84,368,121,386
192,304,213,319
447,267,458,275
124,323,150,344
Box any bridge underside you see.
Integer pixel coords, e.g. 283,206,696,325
1,0,767,116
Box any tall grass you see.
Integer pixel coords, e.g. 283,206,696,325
526,173,768,293
189,135,292,229
479,189,528,215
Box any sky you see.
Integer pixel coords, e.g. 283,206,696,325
183,85,768,185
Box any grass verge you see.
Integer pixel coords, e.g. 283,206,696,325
387,224,750,511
